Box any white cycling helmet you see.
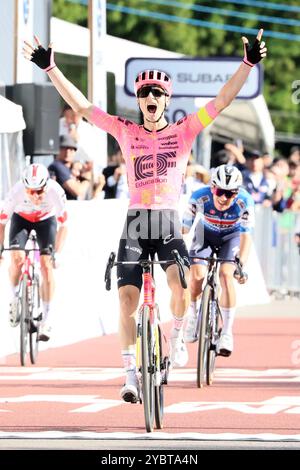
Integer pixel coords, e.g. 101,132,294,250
211,164,243,191
22,163,49,189
134,70,172,96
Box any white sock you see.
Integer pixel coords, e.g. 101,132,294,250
42,301,53,322
10,284,18,301
121,349,136,374
189,301,197,318
220,307,236,336
171,316,184,338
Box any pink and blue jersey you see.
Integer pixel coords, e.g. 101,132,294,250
90,101,218,210
182,185,255,236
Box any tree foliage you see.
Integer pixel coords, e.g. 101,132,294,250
53,0,300,134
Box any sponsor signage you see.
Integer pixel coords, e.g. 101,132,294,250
125,57,262,99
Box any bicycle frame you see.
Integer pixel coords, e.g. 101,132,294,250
105,249,186,432
195,249,242,388
15,233,42,366
136,260,168,387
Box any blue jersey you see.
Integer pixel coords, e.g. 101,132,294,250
182,185,255,236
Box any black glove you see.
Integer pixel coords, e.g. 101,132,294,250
31,45,56,72
243,38,264,67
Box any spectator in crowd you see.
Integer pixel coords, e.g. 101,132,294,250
286,163,300,211
102,150,129,199
271,157,292,212
92,173,106,199
262,152,273,169
288,146,300,165
210,142,246,170
242,150,272,206
182,164,210,198
295,215,300,254
59,104,103,180
48,135,91,200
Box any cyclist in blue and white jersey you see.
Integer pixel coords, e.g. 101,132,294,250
182,164,254,356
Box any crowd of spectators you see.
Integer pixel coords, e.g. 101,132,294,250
210,142,300,214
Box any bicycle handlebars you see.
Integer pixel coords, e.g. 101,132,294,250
104,249,187,291
191,253,248,282
233,255,246,279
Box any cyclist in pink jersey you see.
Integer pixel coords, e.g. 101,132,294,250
24,29,267,402
0,164,68,341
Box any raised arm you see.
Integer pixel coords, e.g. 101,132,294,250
214,29,267,113
23,35,94,122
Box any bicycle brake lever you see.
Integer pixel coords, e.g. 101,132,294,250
105,252,116,291
171,249,187,289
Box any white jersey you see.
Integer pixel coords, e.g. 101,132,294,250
0,179,67,226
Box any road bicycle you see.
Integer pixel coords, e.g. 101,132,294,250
105,249,187,433
192,248,245,388
4,231,48,366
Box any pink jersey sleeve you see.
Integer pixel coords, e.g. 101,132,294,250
90,106,123,141
193,99,219,133
176,99,219,149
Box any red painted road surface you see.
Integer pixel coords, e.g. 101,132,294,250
0,317,300,438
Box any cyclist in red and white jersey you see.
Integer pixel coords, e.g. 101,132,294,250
23,29,266,401
0,164,68,341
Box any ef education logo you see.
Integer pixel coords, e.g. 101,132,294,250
23,0,30,25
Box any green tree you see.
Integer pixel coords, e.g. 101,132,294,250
52,0,88,26
52,0,300,135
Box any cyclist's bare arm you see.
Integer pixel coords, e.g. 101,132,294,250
214,29,267,112
55,225,68,254
23,36,94,122
239,232,252,266
0,224,5,260
47,67,94,122
0,223,5,247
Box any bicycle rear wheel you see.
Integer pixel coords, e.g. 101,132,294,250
141,305,155,433
29,275,41,364
20,275,29,367
196,285,211,388
154,323,164,429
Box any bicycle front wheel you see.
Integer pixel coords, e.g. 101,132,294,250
29,275,41,364
206,302,221,386
20,275,29,366
197,285,212,388
154,323,164,429
141,305,155,433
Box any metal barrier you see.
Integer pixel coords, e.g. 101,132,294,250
253,206,300,295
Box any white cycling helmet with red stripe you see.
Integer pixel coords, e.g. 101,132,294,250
22,163,49,189
134,70,172,96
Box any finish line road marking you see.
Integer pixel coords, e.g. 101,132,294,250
1,394,300,415
0,367,299,382
164,396,300,415
0,395,123,413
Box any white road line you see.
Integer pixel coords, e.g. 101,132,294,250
0,431,300,441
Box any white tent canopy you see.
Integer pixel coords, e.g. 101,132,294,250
0,96,26,198
0,95,26,133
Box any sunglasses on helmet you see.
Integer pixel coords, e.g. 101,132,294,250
137,86,167,98
27,186,46,195
213,187,238,199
